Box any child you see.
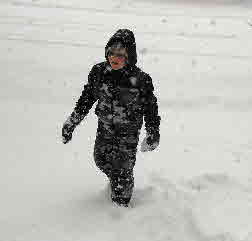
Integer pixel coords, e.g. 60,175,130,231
62,29,161,207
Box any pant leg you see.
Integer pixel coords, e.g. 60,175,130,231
94,136,137,204
93,135,111,177
108,147,136,204
93,120,139,205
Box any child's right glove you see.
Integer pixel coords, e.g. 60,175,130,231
62,117,76,144
140,132,160,152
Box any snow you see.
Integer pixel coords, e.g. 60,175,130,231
1,0,252,240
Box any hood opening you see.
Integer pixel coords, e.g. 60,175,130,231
105,29,137,66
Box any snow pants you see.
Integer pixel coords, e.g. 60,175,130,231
93,119,140,205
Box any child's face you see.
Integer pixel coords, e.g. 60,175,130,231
108,47,128,70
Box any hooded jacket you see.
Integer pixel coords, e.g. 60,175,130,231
69,29,160,142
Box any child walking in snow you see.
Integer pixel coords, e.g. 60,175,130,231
62,29,161,207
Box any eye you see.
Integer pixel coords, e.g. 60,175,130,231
108,51,126,59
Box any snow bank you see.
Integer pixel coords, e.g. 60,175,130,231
184,173,252,241
88,171,252,241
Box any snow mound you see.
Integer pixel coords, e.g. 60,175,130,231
184,173,252,241
89,173,198,241
86,172,252,241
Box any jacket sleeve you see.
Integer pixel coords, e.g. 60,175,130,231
142,73,161,139
68,65,99,126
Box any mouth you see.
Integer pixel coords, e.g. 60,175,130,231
111,61,119,65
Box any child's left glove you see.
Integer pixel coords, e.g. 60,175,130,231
140,132,160,152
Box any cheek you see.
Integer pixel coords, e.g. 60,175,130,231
117,58,127,66
117,59,125,65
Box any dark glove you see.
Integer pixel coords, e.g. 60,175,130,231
140,132,160,152
146,132,160,147
62,118,75,144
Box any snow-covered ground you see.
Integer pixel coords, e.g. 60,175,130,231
1,0,252,240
